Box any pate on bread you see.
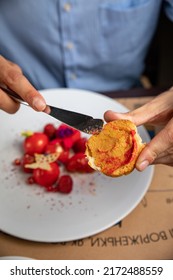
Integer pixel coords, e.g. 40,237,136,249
85,119,145,177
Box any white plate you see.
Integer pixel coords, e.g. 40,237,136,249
0,88,153,242
0,256,33,260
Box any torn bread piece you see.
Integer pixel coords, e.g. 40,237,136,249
85,119,145,177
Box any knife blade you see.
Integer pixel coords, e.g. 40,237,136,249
0,86,104,134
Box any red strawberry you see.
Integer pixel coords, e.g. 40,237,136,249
58,149,70,164
66,153,94,173
33,162,60,187
23,132,49,156
56,175,73,194
45,140,69,164
50,138,62,146
55,124,81,149
62,137,74,150
45,141,62,155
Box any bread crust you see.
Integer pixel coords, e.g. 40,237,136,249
85,120,145,177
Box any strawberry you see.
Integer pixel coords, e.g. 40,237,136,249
23,132,49,156
66,153,94,173
55,124,81,149
56,175,73,194
45,141,69,164
33,162,60,187
62,137,74,150
58,149,70,164
45,141,62,155
45,143,57,154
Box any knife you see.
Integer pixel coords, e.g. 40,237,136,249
0,86,104,134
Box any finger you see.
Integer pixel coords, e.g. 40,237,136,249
136,118,173,171
153,145,173,160
0,56,46,111
104,89,173,126
104,103,151,126
0,88,20,113
153,145,173,165
153,155,173,166
104,110,133,122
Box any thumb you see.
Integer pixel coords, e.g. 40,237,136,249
136,119,173,171
104,110,133,122
104,104,151,126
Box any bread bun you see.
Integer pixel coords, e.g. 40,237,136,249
85,119,145,177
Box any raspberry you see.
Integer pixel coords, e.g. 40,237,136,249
66,153,94,173
73,137,87,153
43,123,56,139
56,175,73,194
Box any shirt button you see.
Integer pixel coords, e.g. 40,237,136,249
64,3,71,12
66,42,74,50
70,73,77,80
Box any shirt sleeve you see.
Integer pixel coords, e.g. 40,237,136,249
164,0,173,21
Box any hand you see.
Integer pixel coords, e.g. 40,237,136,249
0,55,47,113
104,88,173,170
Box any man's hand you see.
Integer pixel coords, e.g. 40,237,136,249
0,55,47,113
104,88,173,170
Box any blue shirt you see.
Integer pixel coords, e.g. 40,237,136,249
0,0,173,92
